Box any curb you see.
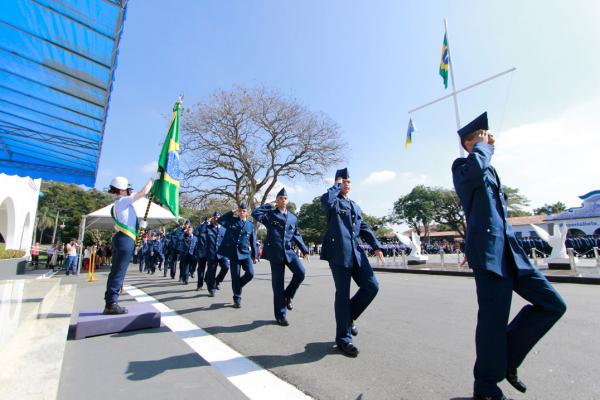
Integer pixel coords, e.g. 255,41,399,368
373,267,600,285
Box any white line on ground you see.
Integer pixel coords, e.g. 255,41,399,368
36,270,58,279
123,285,313,400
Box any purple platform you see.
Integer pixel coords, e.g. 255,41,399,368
74,303,161,340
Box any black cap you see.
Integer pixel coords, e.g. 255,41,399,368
239,202,247,210
335,168,349,180
212,211,221,217
183,219,190,225
276,187,287,197
457,112,488,139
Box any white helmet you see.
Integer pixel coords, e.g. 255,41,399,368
110,176,128,191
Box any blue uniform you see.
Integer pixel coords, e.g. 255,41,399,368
203,223,230,294
320,183,381,346
194,220,209,288
252,204,309,320
218,211,258,305
452,142,566,398
179,231,195,284
137,239,149,272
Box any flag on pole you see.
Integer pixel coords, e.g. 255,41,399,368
439,33,449,89
405,118,416,149
151,100,181,218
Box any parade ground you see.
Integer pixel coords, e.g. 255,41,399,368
2,259,597,400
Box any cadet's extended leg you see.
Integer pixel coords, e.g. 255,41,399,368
239,258,255,288
507,269,567,370
284,256,306,305
205,259,218,295
349,257,379,322
215,258,230,288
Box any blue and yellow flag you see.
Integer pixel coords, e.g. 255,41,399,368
151,100,181,218
439,33,449,89
405,118,416,149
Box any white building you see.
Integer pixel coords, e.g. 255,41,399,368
545,191,600,236
0,174,41,251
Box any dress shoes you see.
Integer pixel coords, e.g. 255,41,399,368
103,302,128,315
506,368,527,393
285,296,293,310
233,302,241,309
276,317,290,326
473,394,509,400
208,290,215,297
337,343,359,358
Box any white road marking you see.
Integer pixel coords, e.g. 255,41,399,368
123,285,312,400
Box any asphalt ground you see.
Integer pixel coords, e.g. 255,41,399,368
60,258,599,400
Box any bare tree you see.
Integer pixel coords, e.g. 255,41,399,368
181,86,346,208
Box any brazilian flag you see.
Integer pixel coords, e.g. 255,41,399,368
439,33,449,89
151,100,181,218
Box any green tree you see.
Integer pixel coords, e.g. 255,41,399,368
391,185,437,238
503,186,532,217
297,197,327,244
38,182,113,244
534,202,567,215
432,189,466,238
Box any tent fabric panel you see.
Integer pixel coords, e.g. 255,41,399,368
0,0,128,186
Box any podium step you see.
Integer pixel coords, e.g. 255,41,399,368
73,302,161,340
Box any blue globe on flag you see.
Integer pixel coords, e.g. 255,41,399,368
165,151,180,181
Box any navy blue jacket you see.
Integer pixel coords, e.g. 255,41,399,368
452,142,534,277
252,204,309,264
194,221,208,259
217,211,258,260
148,239,163,256
320,184,382,268
204,224,227,261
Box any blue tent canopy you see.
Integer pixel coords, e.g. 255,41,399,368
0,0,128,186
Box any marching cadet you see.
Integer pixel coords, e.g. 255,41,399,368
218,203,258,308
194,217,209,289
452,112,566,400
137,236,149,272
104,176,153,315
204,212,230,297
320,168,384,357
166,226,182,279
175,220,191,281
179,225,196,285
252,188,310,326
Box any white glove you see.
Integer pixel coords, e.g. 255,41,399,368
140,220,148,229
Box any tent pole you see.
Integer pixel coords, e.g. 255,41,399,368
77,216,86,275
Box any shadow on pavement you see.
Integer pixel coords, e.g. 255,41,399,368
248,341,337,368
126,352,209,380
204,319,274,334
175,302,229,315
449,397,473,400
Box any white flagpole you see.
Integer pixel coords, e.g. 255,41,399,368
444,18,465,157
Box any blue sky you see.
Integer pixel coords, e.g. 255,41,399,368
98,0,600,217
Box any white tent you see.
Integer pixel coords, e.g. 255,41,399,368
83,197,176,230
76,198,177,273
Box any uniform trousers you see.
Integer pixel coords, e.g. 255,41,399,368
205,258,230,292
230,256,254,304
330,255,379,346
105,232,135,305
270,255,305,319
196,257,207,288
180,253,196,284
167,252,179,278
472,266,566,397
